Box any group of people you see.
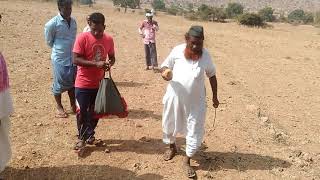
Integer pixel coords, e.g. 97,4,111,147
0,0,219,178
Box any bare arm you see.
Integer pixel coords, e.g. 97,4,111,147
209,75,219,108
138,22,145,37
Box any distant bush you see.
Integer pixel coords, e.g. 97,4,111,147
278,13,288,23
152,0,165,11
288,9,314,24
194,4,226,22
167,5,180,16
197,4,211,21
184,12,198,21
315,11,320,26
112,0,140,9
288,9,305,22
186,3,194,13
226,2,244,18
303,12,314,24
258,7,275,22
238,13,264,27
211,7,227,22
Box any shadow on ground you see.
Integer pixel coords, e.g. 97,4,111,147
194,151,291,172
74,138,186,158
1,165,163,180
115,81,147,88
127,109,161,120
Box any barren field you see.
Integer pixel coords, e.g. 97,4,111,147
1,0,320,179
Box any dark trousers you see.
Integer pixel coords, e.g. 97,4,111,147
75,88,99,141
144,43,158,67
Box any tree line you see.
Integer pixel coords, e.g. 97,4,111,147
113,0,320,27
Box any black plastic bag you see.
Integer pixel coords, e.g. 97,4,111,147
94,71,128,118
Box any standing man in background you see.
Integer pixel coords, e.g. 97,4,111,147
139,11,159,72
44,0,77,118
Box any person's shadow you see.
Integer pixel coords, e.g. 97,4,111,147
71,138,291,173
193,151,291,172
1,165,163,180
127,109,162,120
76,138,168,158
115,81,147,88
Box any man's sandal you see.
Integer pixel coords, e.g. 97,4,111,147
163,148,177,161
184,164,196,178
87,137,103,146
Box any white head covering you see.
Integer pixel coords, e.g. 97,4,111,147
145,12,153,17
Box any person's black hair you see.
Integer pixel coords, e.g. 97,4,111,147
89,12,105,25
57,0,73,8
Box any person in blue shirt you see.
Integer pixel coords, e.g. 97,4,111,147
44,0,77,118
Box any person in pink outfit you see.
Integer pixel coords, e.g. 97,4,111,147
139,11,159,71
0,52,13,173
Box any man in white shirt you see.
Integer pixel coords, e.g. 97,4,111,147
160,26,219,178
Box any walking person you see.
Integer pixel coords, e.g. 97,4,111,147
72,12,115,154
160,26,219,178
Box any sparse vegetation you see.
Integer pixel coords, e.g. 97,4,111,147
314,11,320,26
303,12,314,24
226,2,244,18
184,4,226,22
112,0,140,9
211,7,227,22
167,5,182,16
288,9,314,24
152,0,165,11
258,7,275,22
110,1,318,27
238,13,264,27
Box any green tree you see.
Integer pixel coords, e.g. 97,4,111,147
152,0,165,11
211,7,227,22
238,13,264,27
226,2,244,18
258,7,275,22
288,9,305,23
197,4,211,21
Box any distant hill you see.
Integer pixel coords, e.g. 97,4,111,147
143,0,320,13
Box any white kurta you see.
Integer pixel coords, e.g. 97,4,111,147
0,89,13,173
161,44,216,157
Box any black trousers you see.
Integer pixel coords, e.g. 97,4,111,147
144,43,158,67
75,87,99,141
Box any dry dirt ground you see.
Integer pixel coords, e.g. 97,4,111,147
1,0,320,179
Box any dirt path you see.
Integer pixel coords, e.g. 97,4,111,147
0,1,319,179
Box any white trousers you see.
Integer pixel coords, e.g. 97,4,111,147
163,115,205,157
0,116,11,173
